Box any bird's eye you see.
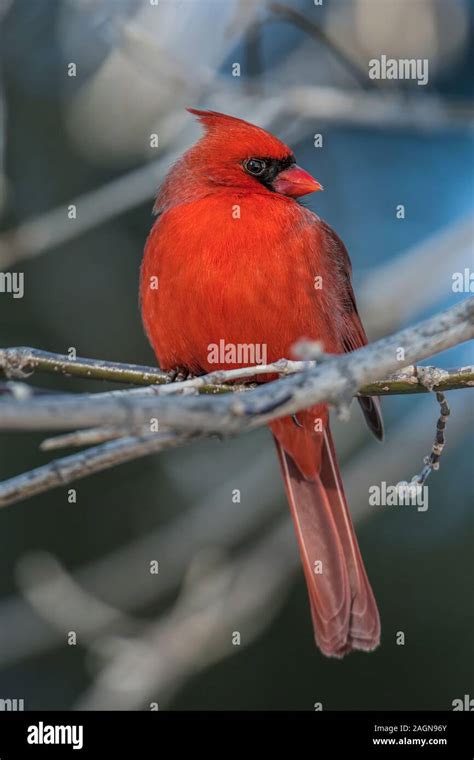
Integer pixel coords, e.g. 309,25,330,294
244,158,267,176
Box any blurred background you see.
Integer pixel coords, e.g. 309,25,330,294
0,0,473,710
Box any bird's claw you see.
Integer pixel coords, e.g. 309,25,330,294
166,367,191,383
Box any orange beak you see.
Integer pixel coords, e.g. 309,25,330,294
273,164,323,197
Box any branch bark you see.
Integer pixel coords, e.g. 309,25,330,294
1,347,472,397
0,299,472,434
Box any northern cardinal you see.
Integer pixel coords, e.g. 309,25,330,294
141,110,383,657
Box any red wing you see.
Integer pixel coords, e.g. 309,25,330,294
319,221,384,441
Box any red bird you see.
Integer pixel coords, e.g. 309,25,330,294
141,110,383,657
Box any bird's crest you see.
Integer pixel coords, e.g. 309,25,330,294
186,108,291,160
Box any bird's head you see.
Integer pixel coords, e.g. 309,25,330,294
184,109,322,198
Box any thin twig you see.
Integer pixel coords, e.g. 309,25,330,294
393,388,452,502
410,391,450,486
40,427,125,452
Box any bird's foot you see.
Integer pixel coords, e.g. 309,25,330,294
166,367,190,383
166,367,203,383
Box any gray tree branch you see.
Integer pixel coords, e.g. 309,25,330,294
0,299,471,434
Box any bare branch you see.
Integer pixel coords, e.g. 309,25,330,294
1,346,472,400
0,347,169,386
0,432,194,509
0,302,471,508
1,365,471,508
31,365,474,452
358,365,474,395
0,299,471,434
